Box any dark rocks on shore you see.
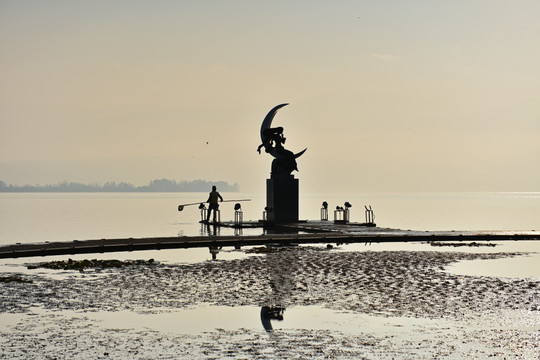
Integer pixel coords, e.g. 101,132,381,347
26,258,156,271
429,241,497,247
0,276,32,283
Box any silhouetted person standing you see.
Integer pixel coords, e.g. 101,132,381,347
206,185,223,222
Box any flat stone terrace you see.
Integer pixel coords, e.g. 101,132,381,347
1,221,539,259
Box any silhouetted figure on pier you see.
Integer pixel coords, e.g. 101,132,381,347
206,186,223,222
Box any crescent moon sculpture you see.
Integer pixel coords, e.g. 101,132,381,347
258,103,307,176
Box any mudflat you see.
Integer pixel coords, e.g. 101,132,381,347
1,246,538,359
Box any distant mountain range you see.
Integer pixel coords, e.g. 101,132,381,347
0,179,239,192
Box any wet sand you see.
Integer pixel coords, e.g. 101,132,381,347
1,246,539,359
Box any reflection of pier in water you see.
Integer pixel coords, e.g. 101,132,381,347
1,222,539,259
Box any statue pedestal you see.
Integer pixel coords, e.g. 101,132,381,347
266,175,298,223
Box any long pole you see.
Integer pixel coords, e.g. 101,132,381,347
178,199,251,211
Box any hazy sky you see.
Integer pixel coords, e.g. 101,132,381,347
1,0,539,193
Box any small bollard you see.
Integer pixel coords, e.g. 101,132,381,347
334,202,352,223
334,206,345,223
199,203,207,222
263,206,270,222
365,206,370,223
321,201,329,221
364,205,375,224
234,203,243,226
344,202,352,223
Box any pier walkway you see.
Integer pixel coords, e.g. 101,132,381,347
1,221,539,259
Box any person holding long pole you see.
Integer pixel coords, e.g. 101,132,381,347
206,185,223,223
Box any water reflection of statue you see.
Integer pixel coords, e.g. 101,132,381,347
258,104,306,176
259,247,296,331
260,305,285,332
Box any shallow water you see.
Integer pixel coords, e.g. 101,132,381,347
341,241,540,278
447,252,540,278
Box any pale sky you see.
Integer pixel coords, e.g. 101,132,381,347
1,0,539,192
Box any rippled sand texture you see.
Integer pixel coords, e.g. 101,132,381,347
1,248,539,359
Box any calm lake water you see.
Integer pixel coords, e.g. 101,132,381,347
1,191,539,275
1,191,540,245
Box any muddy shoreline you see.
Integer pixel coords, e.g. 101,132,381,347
1,247,539,359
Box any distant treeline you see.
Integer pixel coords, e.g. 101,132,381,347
0,179,240,193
